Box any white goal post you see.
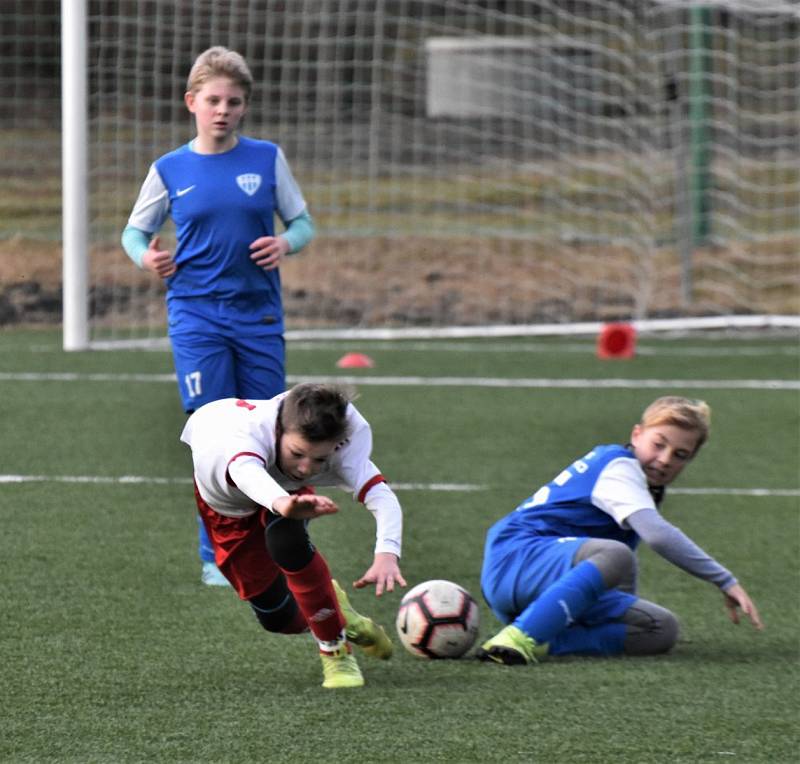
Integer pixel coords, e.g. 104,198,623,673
62,0,89,351
49,1,800,347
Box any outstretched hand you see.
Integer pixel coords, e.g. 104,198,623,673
723,583,764,630
354,552,407,596
142,235,176,278
273,493,339,520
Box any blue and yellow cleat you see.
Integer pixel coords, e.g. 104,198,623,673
476,625,547,665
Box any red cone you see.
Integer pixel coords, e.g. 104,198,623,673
336,352,375,368
597,323,637,359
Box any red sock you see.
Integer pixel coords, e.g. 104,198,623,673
279,609,309,635
282,551,344,643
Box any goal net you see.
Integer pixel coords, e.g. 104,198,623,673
3,0,799,345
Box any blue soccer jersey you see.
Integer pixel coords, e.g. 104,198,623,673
481,444,655,628
487,445,655,576
128,136,306,310
496,444,657,549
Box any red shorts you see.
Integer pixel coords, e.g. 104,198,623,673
194,483,281,600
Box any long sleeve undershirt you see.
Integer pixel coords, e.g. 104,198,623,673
226,453,402,557
121,210,315,269
226,454,288,512
627,507,737,591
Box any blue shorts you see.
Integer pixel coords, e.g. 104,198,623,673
167,296,286,412
481,525,635,627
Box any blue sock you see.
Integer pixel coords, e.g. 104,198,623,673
513,560,605,644
197,516,216,563
548,623,627,656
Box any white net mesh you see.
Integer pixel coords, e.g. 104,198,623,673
1,0,798,340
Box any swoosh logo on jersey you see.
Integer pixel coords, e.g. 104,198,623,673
237,173,261,196
176,185,196,197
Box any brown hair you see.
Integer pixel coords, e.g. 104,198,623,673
279,384,351,443
186,46,253,101
640,396,711,452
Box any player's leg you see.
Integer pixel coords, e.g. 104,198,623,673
263,513,344,643
231,332,286,400
544,588,634,656
544,597,678,656
569,539,677,654
478,537,586,664
479,538,634,664
574,538,638,593
197,515,228,586
170,299,238,584
530,543,677,657
513,539,635,650
248,573,307,634
620,598,679,655
264,513,363,688
331,579,393,659
532,539,637,656
169,323,237,413
196,491,360,687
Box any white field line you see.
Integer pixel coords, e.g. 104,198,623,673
289,341,800,357
291,375,800,391
22,339,798,356
0,474,481,492
0,371,797,391
0,474,800,497
0,473,797,497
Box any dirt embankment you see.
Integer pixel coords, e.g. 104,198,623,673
2,235,797,326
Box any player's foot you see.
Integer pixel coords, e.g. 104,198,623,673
476,625,546,665
332,579,393,659
201,561,231,587
320,644,364,689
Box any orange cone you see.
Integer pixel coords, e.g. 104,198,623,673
597,323,637,359
336,352,375,368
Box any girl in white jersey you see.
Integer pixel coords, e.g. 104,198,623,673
181,383,406,689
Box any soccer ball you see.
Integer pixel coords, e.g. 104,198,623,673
395,579,480,659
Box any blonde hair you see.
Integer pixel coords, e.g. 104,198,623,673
640,396,711,452
186,46,253,101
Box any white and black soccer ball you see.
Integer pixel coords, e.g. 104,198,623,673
395,579,480,659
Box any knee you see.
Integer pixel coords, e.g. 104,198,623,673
650,609,680,654
264,517,314,571
248,577,303,633
579,539,636,590
623,600,680,655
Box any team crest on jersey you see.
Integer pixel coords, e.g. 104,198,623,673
236,173,261,196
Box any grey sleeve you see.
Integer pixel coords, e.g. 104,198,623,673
627,508,737,590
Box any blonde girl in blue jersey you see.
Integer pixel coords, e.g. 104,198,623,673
122,47,315,585
478,396,763,665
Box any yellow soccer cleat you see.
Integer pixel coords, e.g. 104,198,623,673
332,579,393,660
476,624,547,666
320,644,364,689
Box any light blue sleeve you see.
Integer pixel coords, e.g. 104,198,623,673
121,225,151,268
275,147,307,222
281,210,316,254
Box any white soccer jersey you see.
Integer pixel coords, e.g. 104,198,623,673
180,394,402,556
